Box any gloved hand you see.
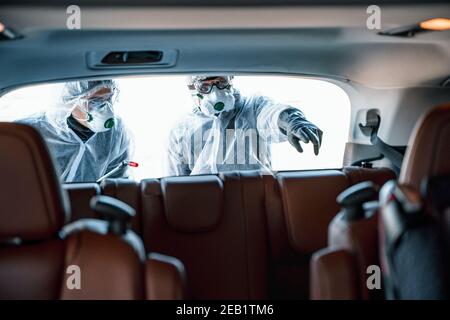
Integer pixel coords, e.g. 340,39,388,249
278,108,323,155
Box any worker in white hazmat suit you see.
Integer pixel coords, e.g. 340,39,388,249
166,76,322,176
17,80,133,182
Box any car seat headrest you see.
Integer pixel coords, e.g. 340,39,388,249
400,104,450,190
0,123,69,242
161,175,223,233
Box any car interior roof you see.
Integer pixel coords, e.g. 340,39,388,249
1,0,450,6
0,28,449,90
0,2,449,146
1,3,449,90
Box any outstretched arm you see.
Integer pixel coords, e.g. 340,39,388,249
278,108,323,155
254,96,322,155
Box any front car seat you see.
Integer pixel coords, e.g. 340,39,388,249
0,123,184,299
310,104,450,300
379,104,450,299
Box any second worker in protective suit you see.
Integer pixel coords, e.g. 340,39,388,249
166,76,323,176
17,80,133,183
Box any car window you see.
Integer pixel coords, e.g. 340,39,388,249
0,75,350,181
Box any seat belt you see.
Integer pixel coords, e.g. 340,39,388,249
368,130,404,169
359,112,405,169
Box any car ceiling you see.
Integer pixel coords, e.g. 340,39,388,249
1,27,450,89
1,4,450,89
1,0,449,6
0,3,449,146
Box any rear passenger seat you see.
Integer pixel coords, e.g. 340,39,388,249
64,179,142,234
264,170,348,299
264,168,394,299
141,172,268,299
64,166,395,299
101,179,142,234
63,183,100,220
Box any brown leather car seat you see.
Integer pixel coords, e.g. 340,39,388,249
310,104,450,300
310,165,396,299
398,104,450,190
311,190,381,300
0,123,184,300
343,166,397,189
140,171,268,299
264,170,348,299
63,183,101,221
378,103,450,299
310,176,395,299
93,166,394,299
101,178,142,234
265,168,395,299
63,179,142,235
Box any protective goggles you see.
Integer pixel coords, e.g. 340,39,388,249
191,77,232,94
79,92,116,112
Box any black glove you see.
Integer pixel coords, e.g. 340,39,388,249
278,108,323,155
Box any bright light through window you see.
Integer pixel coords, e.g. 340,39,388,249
0,76,350,181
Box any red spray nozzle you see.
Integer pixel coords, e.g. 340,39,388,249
127,161,139,168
